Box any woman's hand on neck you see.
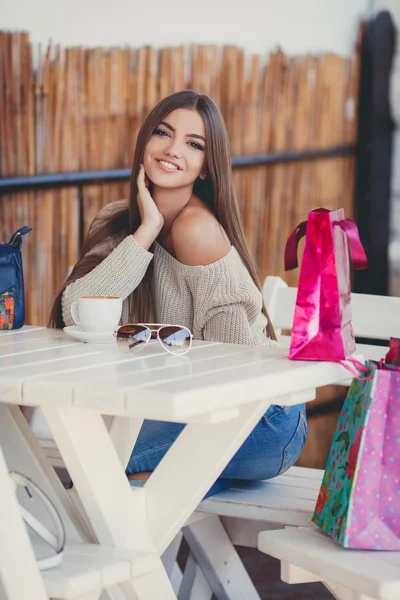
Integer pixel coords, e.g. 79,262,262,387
153,184,194,240
133,165,165,250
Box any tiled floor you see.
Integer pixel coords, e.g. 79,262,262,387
178,540,334,599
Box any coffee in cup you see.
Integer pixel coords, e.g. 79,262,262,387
70,296,123,333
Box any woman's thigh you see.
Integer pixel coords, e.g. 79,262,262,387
126,404,307,481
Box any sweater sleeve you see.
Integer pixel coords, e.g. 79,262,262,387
185,248,278,347
61,204,153,327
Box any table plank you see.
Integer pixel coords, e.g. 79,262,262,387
0,329,385,421
0,325,44,337
0,327,66,347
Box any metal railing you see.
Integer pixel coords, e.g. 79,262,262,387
0,144,356,192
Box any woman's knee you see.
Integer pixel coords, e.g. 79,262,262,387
220,404,307,481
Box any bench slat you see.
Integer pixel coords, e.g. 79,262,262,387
203,480,320,502
198,467,323,527
32,538,156,599
258,527,400,600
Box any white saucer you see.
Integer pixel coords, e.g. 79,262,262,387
63,326,115,344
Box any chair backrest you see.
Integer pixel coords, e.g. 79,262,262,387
263,275,400,341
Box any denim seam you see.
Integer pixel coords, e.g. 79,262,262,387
281,412,305,472
129,442,173,462
262,406,286,423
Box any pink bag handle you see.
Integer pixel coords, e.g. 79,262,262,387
333,219,368,270
284,218,368,271
284,221,307,271
339,357,373,381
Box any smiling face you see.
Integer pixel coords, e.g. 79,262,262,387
143,108,207,191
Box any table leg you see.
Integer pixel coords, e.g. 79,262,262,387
145,398,272,553
108,416,143,468
143,389,314,554
42,405,177,599
0,405,127,600
119,564,179,600
138,399,273,600
182,515,260,600
0,444,48,600
0,404,89,543
161,532,183,589
143,392,311,599
178,552,212,600
42,391,312,600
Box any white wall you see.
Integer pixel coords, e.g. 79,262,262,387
1,0,369,56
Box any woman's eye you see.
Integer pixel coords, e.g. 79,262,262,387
188,141,204,151
154,128,169,137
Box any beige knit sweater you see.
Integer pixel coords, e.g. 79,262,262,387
62,200,277,346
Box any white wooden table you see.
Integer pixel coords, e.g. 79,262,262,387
0,326,377,599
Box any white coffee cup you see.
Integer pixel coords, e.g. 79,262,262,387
70,296,123,333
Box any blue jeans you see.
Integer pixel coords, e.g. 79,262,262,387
126,403,307,498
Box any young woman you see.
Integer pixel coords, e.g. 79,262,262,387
49,90,307,495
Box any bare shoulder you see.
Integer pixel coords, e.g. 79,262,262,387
171,205,231,266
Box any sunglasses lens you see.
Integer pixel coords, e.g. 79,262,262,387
116,325,151,353
159,326,192,355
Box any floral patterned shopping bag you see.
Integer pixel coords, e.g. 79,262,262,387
312,360,400,549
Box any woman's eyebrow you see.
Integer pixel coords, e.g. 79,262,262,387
188,133,207,143
159,121,206,143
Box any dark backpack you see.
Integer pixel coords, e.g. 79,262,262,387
0,226,32,330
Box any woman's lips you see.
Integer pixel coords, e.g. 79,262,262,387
155,158,182,172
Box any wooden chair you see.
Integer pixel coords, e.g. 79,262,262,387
261,275,400,341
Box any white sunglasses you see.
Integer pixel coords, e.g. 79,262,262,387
115,323,193,355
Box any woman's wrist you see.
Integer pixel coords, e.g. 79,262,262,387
133,223,160,250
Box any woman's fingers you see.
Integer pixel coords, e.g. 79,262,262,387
137,164,145,190
138,164,151,193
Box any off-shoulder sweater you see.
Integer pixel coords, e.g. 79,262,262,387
62,200,277,347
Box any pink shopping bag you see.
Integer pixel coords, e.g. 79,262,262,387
285,208,368,361
312,357,400,550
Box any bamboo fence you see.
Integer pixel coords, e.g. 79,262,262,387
0,31,362,326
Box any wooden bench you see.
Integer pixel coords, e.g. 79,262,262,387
178,278,400,598
252,279,400,600
258,527,400,600
197,465,323,539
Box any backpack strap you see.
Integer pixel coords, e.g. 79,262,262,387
8,226,32,250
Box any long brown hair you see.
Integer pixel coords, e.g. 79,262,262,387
49,90,276,340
